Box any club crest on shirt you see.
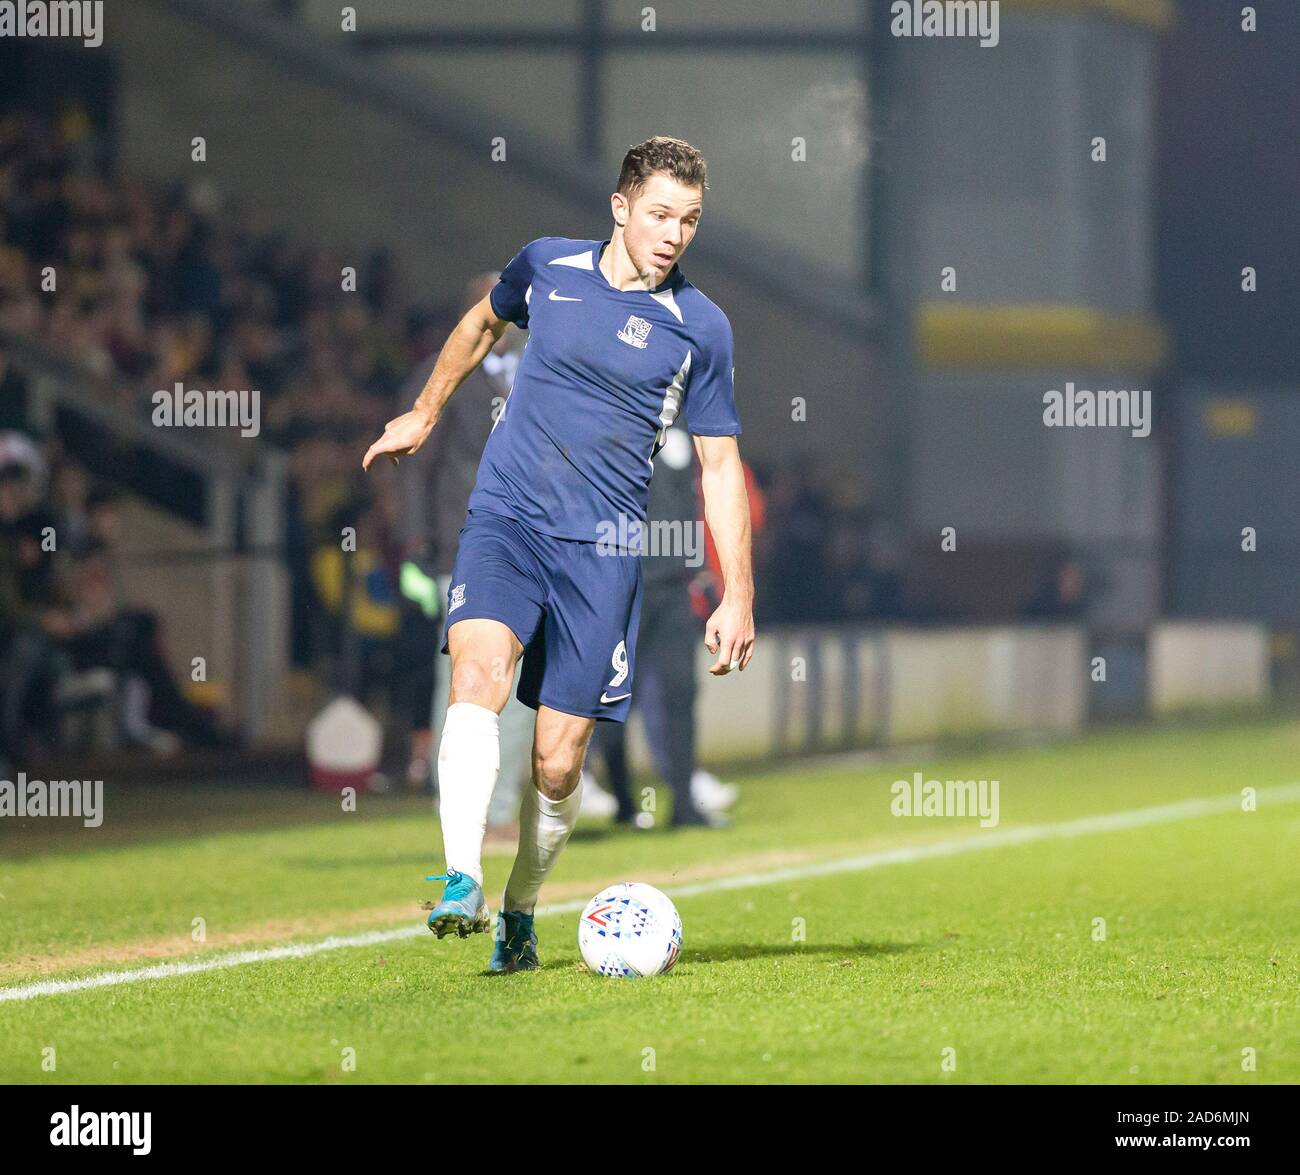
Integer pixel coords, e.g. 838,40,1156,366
616,315,653,350
449,583,466,613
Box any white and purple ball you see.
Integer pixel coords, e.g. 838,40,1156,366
578,882,683,978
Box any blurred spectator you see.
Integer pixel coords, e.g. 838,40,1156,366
590,425,759,829
0,455,63,763
0,349,31,428
1022,547,1093,620
310,486,438,763
53,537,230,753
0,436,56,610
50,458,91,553
761,455,836,622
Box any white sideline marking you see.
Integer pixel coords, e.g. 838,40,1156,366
3,783,1297,1004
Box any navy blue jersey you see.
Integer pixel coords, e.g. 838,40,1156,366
467,237,741,543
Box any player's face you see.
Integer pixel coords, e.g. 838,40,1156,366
622,173,703,282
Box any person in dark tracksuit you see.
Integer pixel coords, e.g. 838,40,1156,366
591,424,722,829
399,273,533,824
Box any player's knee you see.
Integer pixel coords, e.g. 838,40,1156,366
534,745,584,797
449,658,506,710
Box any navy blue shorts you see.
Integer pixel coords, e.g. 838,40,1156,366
441,510,644,722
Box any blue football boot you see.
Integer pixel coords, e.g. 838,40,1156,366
488,910,539,974
425,870,491,939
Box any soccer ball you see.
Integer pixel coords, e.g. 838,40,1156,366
578,882,683,978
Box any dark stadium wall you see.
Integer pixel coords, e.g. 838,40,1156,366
1156,0,1299,385
885,12,1168,634
1156,0,1300,629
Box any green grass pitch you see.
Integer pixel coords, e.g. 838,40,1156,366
1,718,1297,1084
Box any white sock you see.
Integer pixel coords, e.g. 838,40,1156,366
502,777,583,914
436,702,500,886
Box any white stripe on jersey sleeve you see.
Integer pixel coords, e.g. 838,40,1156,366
650,351,691,469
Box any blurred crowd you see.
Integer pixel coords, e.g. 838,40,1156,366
0,107,446,538
0,107,453,679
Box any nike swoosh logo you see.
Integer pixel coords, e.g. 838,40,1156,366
549,290,582,302
600,692,631,704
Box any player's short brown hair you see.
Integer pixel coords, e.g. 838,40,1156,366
616,136,708,202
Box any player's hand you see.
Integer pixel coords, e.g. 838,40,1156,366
704,597,755,676
362,410,436,471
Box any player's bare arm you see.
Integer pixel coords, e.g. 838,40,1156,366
361,294,508,470
695,433,755,675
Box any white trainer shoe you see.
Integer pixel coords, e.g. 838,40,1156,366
578,771,619,819
691,769,739,813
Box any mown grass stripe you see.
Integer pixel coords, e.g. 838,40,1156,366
3,782,1296,1004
